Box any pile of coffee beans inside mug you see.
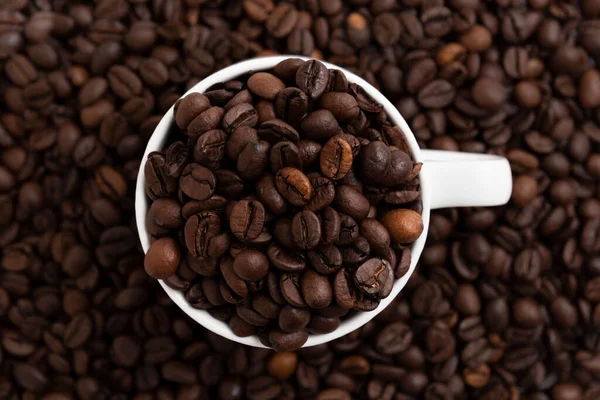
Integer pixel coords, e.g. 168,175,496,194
143,58,423,351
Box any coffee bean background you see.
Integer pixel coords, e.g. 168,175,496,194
1,0,600,399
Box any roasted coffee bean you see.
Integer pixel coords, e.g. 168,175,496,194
302,270,332,309
333,185,370,221
275,87,308,127
270,141,302,172
222,103,258,133
258,119,300,144
269,329,309,352
354,258,392,297
381,209,424,244
256,173,289,215
145,152,177,199
292,210,321,250
268,243,306,273
338,214,359,246
229,200,265,241
175,93,211,130
280,273,306,307
233,250,269,282
188,107,225,138
226,126,259,160
275,167,313,206
179,163,216,201
320,92,360,122
144,237,180,279
308,245,343,275
320,137,353,180
184,211,221,259
237,140,271,180
193,129,227,169
341,236,370,265
296,60,329,100
305,176,335,212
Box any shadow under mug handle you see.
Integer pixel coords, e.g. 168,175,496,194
420,150,513,210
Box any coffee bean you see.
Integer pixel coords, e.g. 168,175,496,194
258,119,300,144
302,270,332,309
296,60,329,100
266,3,298,38
184,211,221,259
144,237,180,280
333,185,370,221
64,313,93,349
237,140,271,180
107,65,142,99
300,110,341,142
320,137,353,180
233,250,269,282
381,209,424,244
354,258,392,297
222,103,258,133
269,329,308,352
275,167,313,206
417,79,455,108
145,152,177,199
319,92,360,123
304,176,336,211
179,163,216,201
175,93,211,130
229,200,265,241
270,141,302,172
247,72,285,101
292,210,321,250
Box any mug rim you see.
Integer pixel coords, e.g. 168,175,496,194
135,55,431,348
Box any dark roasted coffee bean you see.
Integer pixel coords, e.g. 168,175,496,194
302,270,332,309
280,273,305,307
184,211,221,259
300,110,341,141
145,152,177,199
305,176,335,212
279,305,310,332
354,258,392,297
308,245,343,275
233,250,269,282
269,329,308,352
337,214,359,246
296,60,329,100
193,129,227,169
292,210,321,250
256,173,289,215
275,87,308,127
320,92,360,122
229,200,265,241
237,140,271,180
258,119,300,144
222,103,258,133
270,141,302,173
179,163,216,201
334,185,370,221
227,126,259,161
268,243,306,273
341,236,370,265
188,107,225,138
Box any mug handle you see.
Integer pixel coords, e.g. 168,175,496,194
420,150,513,210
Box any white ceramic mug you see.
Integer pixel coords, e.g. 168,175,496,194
135,56,512,348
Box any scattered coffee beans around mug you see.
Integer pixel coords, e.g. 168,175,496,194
143,58,423,351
